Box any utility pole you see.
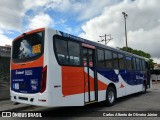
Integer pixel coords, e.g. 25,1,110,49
122,12,128,51
98,34,113,45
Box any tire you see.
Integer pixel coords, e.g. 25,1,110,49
142,82,147,94
105,86,116,107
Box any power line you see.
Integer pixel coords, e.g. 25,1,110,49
98,34,113,45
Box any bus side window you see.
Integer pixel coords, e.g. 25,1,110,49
55,38,81,66
118,53,124,69
97,49,105,68
113,52,119,69
139,59,141,70
68,41,80,65
55,39,69,64
105,50,112,69
142,60,146,71
125,56,132,70
132,57,136,70
136,58,140,70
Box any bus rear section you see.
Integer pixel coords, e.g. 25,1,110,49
10,28,51,106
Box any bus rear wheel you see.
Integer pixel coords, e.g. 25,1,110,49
105,86,116,106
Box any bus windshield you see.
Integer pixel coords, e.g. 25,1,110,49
12,32,44,62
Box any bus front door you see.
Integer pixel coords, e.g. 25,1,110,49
83,48,97,103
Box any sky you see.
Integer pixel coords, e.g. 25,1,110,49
0,0,160,63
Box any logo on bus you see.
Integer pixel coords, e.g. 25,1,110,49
15,70,24,75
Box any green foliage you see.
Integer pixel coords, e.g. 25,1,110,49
119,47,155,69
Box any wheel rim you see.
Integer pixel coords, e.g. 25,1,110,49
108,91,114,103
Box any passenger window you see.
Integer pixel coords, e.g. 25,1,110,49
55,39,69,64
141,60,146,71
105,50,112,68
55,38,81,66
118,53,124,69
113,52,118,69
68,41,80,65
132,57,136,70
126,56,132,70
136,58,140,70
139,59,142,71
97,49,105,67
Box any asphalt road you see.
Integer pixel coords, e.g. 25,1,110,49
17,82,160,119
1,82,160,120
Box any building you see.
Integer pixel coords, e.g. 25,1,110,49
0,45,11,100
154,64,160,70
0,45,11,57
0,45,11,84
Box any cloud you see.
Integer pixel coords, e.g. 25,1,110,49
80,0,160,62
28,13,54,30
153,58,160,64
32,0,122,21
23,0,49,9
0,0,121,33
75,0,122,21
0,0,53,31
0,31,12,46
0,0,25,31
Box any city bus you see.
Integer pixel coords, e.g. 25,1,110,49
10,28,150,107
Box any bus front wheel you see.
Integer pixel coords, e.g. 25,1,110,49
105,86,116,107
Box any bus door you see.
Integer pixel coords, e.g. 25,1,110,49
82,45,97,103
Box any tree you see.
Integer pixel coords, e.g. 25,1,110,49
119,47,155,69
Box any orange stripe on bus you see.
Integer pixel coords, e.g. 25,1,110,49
62,66,84,96
97,79,108,90
62,66,107,96
26,28,45,35
11,55,44,70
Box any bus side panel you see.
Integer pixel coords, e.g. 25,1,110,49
96,68,112,102
62,66,84,96
47,29,84,106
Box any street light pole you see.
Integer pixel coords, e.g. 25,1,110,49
104,34,107,45
122,12,128,51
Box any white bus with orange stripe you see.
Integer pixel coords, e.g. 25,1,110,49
10,28,151,107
